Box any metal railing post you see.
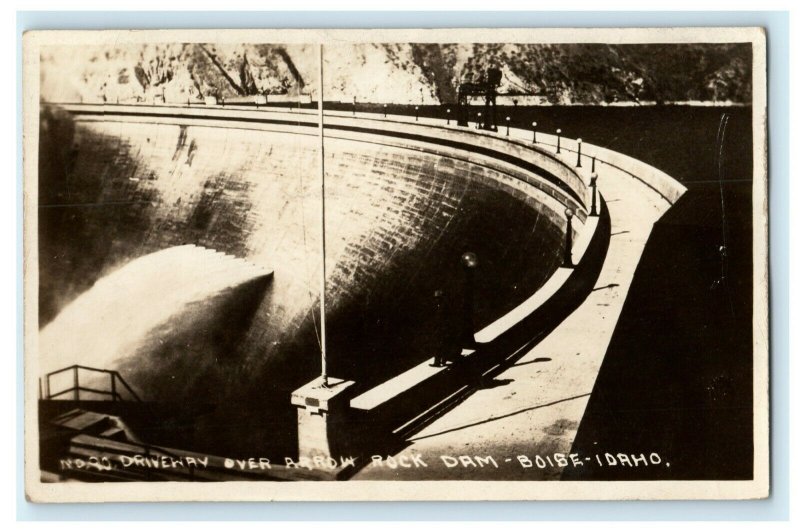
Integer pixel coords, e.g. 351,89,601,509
590,173,599,216
563,208,575,268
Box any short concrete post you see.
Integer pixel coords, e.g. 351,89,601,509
563,208,574,268
590,173,599,216
477,112,482,129
291,376,356,460
446,108,451,125
384,104,387,118
556,129,562,154
415,106,419,121
532,122,537,143
576,138,583,167
461,252,478,347
505,116,510,136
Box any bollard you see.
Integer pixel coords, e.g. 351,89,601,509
563,208,574,268
384,104,387,118
576,138,583,168
556,129,562,154
446,108,451,125
532,121,537,143
506,116,511,136
590,173,599,216
353,96,356,116
415,105,419,121
461,252,478,347
477,112,482,129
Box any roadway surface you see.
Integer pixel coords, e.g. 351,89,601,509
351,117,673,480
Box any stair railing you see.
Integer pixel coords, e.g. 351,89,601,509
43,365,141,402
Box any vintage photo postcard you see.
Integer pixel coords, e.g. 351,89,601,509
22,27,768,502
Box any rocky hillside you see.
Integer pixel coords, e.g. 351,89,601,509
40,42,752,105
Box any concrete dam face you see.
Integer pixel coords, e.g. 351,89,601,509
38,108,564,456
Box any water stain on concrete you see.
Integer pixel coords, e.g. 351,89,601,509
543,418,579,437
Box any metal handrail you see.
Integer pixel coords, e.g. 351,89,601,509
44,365,141,402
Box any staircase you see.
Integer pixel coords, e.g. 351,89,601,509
45,409,322,482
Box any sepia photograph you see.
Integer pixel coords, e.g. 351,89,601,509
22,27,769,502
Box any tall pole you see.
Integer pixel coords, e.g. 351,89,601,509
461,252,478,347
318,44,328,386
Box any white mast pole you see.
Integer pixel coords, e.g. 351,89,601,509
318,43,328,387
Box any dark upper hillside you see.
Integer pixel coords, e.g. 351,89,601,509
41,43,751,106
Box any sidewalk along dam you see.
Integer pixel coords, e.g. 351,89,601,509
38,104,589,460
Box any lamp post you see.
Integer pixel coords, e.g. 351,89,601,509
576,138,583,168
461,252,478,348
556,128,562,154
506,116,511,136
532,121,537,143
563,208,574,268
446,108,451,125
415,105,419,121
590,173,599,216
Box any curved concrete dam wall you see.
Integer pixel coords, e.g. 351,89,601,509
38,105,579,455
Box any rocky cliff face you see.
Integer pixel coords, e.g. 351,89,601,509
40,42,752,105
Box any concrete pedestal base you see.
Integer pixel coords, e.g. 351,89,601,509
291,376,356,459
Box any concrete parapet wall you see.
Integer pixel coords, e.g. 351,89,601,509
52,103,591,217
